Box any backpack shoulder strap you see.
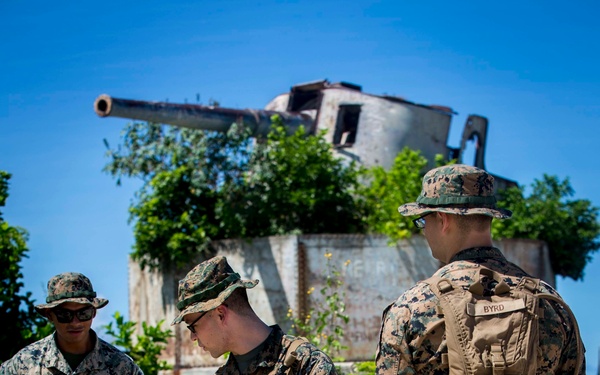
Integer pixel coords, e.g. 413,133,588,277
281,336,309,375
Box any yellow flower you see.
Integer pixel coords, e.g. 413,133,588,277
344,259,351,266
307,287,315,295
325,252,332,259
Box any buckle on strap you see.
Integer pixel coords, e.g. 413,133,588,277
438,279,453,293
490,344,505,375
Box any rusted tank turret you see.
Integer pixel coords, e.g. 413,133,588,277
94,79,515,189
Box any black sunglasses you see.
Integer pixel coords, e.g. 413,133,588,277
412,213,432,229
186,311,208,334
52,306,95,323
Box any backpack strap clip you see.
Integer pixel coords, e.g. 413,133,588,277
279,336,308,375
490,344,506,375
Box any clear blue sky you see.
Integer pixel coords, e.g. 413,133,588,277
2,0,599,372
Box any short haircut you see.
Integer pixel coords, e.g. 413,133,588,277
454,214,493,233
224,287,253,316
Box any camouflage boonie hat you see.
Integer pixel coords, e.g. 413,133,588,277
35,272,108,314
398,164,512,219
172,256,258,325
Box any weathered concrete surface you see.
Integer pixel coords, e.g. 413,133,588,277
97,80,504,177
129,234,552,371
264,84,453,171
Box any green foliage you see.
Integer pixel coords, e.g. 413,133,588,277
103,121,252,186
493,175,600,280
102,311,173,375
353,361,376,375
104,116,599,280
357,148,429,241
128,165,217,270
104,116,366,271
104,122,252,270
0,171,49,362
288,252,350,361
221,116,366,238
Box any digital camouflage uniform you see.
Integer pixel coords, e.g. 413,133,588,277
216,325,336,375
0,272,143,375
173,256,337,375
375,246,585,374
376,165,585,374
0,330,143,375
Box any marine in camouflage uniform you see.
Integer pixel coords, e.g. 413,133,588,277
172,256,337,375
375,165,585,375
0,272,143,375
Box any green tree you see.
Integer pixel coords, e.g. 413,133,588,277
105,117,598,280
357,148,429,241
493,174,600,280
0,171,49,362
102,311,173,375
104,116,366,271
220,116,366,238
104,122,253,270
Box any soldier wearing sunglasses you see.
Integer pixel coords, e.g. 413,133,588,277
172,256,337,375
0,272,143,374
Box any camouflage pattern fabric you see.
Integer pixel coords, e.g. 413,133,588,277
35,272,109,313
216,325,337,375
375,247,585,375
172,255,258,325
397,164,512,219
0,330,143,375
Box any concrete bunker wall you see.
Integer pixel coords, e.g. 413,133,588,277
128,234,553,370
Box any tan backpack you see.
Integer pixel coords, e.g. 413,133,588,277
425,267,583,375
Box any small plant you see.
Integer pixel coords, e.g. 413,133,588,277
102,311,173,375
288,252,350,361
352,360,376,375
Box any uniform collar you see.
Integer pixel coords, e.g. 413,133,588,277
222,325,283,373
42,329,104,372
449,247,506,263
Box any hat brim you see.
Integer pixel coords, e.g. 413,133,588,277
171,279,258,325
35,297,109,315
398,202,512,219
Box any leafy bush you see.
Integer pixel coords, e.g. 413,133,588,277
105,116,599,279
222,116,366,238
102,311,173,375
493,175,600,280
352,361,376,375
357,148,430,240
105,116,366,271
0,171,49,362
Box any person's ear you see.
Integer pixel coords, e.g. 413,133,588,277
215,304,228,322
438,212,453,233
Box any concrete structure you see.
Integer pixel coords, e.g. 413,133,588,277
129,234,552,373
99,80,533,372
94,79,515,190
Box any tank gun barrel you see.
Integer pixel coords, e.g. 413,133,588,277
94,94,313,137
